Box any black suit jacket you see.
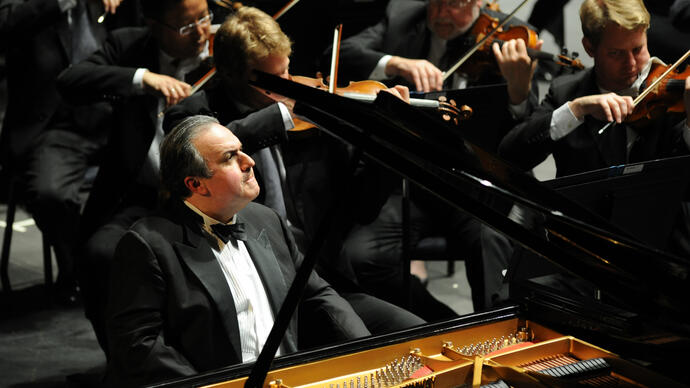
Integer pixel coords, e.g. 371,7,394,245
0,0,109,164
498,68,689,176
57,27,286,237
105,201,369,387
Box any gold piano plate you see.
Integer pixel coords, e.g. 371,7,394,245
200,317,683,388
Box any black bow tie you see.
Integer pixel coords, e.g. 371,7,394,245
210,222,247,243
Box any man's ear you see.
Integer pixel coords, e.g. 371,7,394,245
184,176,206,195
582,37,595,58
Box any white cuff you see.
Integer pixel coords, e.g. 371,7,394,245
132,68,148,94
369,55,392,81
277,102,294,131
550,102,583,141
58,0,77,12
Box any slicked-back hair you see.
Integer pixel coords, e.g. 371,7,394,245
160,115,218,200
580,0,650,47
213,6,292,85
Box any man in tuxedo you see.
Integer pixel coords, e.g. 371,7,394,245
499,0,690,176
165,6,426,335
105,115,370,387
0,0,127,301
57,0,288,354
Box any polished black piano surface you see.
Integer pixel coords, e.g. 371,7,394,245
150,73,690,388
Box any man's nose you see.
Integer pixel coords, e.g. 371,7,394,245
239,151,255,170
624,51,636,67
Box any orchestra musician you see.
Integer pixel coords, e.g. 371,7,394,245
498,0,690,263
0,0,125,303
323,0,543,313
56,0,286,355
165,6,426,336
499,0,690,177
105,115,370,387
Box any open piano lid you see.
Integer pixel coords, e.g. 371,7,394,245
150,72,690,387
249,72,690,331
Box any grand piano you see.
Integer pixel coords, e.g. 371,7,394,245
151,73,690,387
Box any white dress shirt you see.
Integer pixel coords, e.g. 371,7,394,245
184,201,282,363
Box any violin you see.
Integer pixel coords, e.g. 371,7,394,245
627,60,689,125
443,7,583,82
598,49,690,135
455,12,583,78
286,74,472,132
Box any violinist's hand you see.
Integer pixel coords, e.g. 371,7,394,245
101,0,123,15
379,85,411,104
142,71,192,107
568,93,634,123
385,56,443,93
493,38,542,105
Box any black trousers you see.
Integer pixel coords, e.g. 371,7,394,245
341,187,483,320
24,130,103,289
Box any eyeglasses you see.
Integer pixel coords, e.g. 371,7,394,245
159,12,213,36
429,0,474,7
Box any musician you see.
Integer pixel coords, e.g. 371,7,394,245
333,0,540,107
165,6,426,335
0,0,128,303
499,0,690,177
322,0,544,313
56,0,286,354
105,115,370,387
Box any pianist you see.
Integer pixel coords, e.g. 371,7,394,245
104,115,370,387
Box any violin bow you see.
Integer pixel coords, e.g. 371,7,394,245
598,48,690,135
189,0,302,95
442,0,531,82
328,24,344,93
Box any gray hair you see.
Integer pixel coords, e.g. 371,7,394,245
160,115,219,200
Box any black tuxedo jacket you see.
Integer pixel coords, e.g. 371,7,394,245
499,68,689,176
57,27,286,237
0,0,108,164
105,201,370,387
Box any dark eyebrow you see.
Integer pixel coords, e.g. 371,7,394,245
223,145,242,159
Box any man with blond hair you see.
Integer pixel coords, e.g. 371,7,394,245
499,0,690,176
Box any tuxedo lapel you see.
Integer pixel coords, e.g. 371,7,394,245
241,222,288,315
240,213,298,352
173,214,242,362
